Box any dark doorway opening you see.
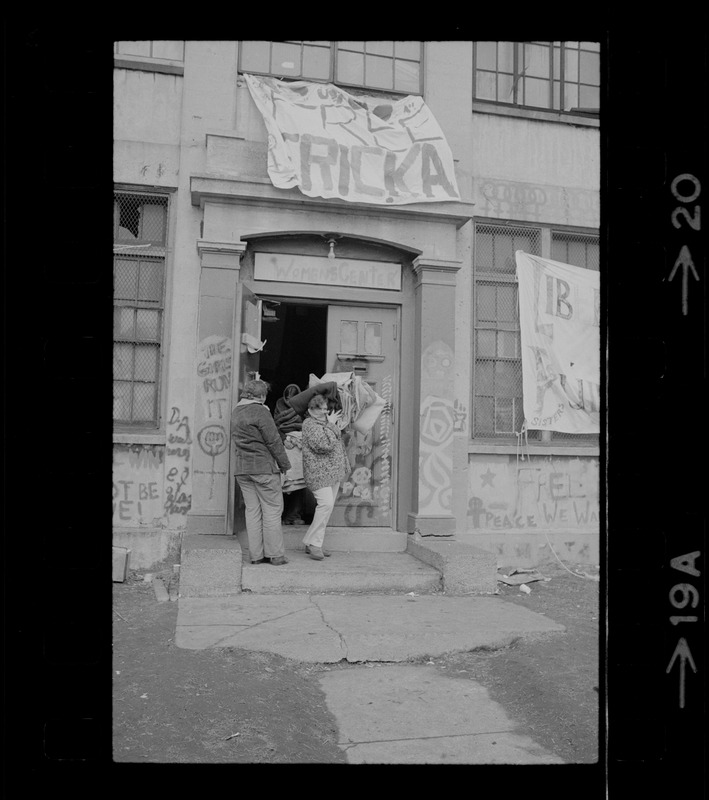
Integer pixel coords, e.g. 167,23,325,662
257,300,327,526
258,301,328,412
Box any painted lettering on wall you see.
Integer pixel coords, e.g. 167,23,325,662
166,405,192,460
477,179,600,226
467,456,599,531
164,406,192,517
487,537,596,565
112,444,165,527
193,335,232,511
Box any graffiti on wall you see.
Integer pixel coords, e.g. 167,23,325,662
467,456,599,531
487,537,595,564
477,179,600,226
418,341,456,515
112,444,165,527
164,406,192,517
193,335,231,508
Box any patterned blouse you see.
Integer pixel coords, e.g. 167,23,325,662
301,416,351,492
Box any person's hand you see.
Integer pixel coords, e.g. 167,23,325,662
327,410,342,426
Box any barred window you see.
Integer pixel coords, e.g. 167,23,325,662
474,224,540,438
473,222,599,442
114,41,184,61
474,41,600,115
113,192,168,427
239,41,423,94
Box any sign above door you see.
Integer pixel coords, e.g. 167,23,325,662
254,252,402,291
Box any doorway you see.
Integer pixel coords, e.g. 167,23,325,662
254,298,398,529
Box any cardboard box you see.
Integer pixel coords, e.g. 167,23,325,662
112,547,131,582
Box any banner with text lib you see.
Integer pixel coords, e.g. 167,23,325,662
516,250,600,434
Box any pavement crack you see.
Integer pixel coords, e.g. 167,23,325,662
310,597,348,658
339,729,516,747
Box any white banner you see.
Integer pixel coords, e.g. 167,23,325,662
244,73,460,205
515,251,600,434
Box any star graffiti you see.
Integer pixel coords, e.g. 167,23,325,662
480,468,496,488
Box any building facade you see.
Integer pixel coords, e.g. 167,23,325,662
113,41,600,569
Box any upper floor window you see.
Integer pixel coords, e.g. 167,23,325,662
114,41,184,61
239,41,423,94
474,41,599,115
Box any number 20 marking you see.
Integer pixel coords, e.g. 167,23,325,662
671,173,702,231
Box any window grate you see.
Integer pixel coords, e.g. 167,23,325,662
473,222,599,444
113,192,167,426
474,224,541,438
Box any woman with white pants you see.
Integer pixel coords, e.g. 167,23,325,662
301,395,350,561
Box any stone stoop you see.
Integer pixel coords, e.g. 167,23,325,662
406,534,498,595
179,534,243,598
178,531,442,597
282,526,408,553
242,551,442,594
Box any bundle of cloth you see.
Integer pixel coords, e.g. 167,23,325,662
308,372,386,433
286,380,340,417
274,383,304,439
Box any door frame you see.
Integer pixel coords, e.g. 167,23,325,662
249,286,403,531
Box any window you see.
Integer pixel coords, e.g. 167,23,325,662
114,41,184,61
113,192,168,427
473,222,599,442
474,41,600,115
239,41,423,94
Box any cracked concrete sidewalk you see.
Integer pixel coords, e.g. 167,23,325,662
175,593,564,662
175,593,567,763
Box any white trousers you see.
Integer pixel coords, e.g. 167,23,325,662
302,482,340,549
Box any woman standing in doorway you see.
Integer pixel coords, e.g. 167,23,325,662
231,379,291,565
301,395,350,560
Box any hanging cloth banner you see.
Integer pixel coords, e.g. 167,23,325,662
515,250,600,434
243,73,460,205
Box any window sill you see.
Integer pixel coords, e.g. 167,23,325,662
113,431,165,445
114,55,184,76
468,441,599,457
472,101,599,128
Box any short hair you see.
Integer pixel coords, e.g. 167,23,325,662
308,394,328,410
243,379,269,399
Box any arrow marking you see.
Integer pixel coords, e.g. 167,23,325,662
666,637,697,708
668,245,700,316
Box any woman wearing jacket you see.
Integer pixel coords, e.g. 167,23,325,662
230,379,291,565
301,394,351,561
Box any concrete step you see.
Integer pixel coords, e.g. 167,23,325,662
243,551,442,595
179,534,243,598
282,526,408,553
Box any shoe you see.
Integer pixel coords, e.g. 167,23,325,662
269,556,289,566
251,558,267,564
305,545,331,557
306,546,324,561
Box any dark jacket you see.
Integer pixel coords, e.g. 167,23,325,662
301,416,350,492
231,399,291,475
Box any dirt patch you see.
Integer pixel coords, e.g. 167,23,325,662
113,560,599,764
113,570,346,764
432,561,600,763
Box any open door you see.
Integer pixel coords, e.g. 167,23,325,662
225,282,263,535
326,305,398,527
